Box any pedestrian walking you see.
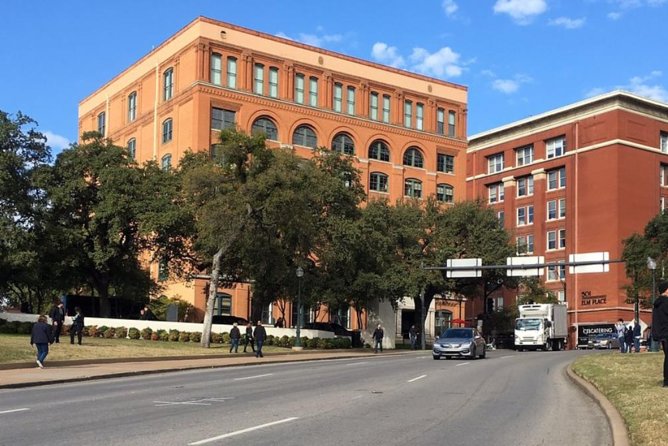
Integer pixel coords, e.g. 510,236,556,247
30,315,54,368
633,321,641,353
229,322,241,353
409,325,418,350
243,322,255,353
624,324,634,354
254,321,267,358
615,318,626,353
49,299,65,343
652,281,668,387
70,306,85,345
643,325,652,351
373,324,384,353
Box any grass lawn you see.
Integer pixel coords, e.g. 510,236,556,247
572,351,667,446
0,334,293,364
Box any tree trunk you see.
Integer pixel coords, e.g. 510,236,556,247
201,247,224,348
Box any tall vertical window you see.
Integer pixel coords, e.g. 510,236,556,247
661,132,668,153
498,211,505,227
127,91,137,122
404,178,422,199
548,199,567,220
516,145,534,166
227,57,237,88
127,138,136,160
516,176,534,197
516,234,534,255
333,83,343,112
346,86,356,115
295,74,305,104
309,76,318,107
437,108,445,134
163,68,173,101
488,183,504,203
97,112,106,136
546,136,566,158
161,154,172,172
269,67,279,98
162,118,173,143
547,262,566,281
210,53,222,85
661,164,668,186
369,92,379,120
404,100,412,127
487,153,504,174
547,167,566,190
547,230,566,250
254,64,264,95
211,108,236,131
158,258,169,281
436,184,454,203
416,103,424,130
559,229,566,249
448,111,456,137
382,95,391,123
437,153,454,173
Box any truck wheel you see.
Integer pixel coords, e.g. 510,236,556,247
543,342,550,351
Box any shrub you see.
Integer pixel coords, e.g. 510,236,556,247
178,332,190,342
17,321,32,335
300,336,308,347
0,323,17,334
159,330,170,342
128,328,141,340
116,327,128,338
150,332,160,341
98,326,109,337
221,332,231,344
317,338,329,349
168,330,180,342
88,326,99,338
306,337,319,348
276,335,290,348
265,335,274,346
190,332,201,343
140,327,153,340
210,332,223,344
104,327,116,339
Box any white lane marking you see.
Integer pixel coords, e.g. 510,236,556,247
500,355,513,359
154,397,234,407
456,362,470,367
0,408,30,415
346,361,369,366
233,373,273,381
189,417,299,445
407,374,427,383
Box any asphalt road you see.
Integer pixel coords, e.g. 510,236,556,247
0,349,611,446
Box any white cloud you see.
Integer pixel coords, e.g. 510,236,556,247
442,0,459,16
493,0,547,24
491,74,533,94
588,71,668,102
43,131,71,152
276,31,343,48
549,16,586,29
607,0,666,19
410,46,464,77
607,11,622,19
371,42,405,68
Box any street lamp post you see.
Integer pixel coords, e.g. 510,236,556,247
295,267,304,348
648,257,658,352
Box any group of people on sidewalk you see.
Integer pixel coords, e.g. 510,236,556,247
615,318,644,353
228,321,267,358
30,299,85,368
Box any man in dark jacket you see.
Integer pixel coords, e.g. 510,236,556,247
652,281,668,387
31,315,54,368
48,299,65,343
373,324,384,353
253,321,267,358
243,322,255,353
70,306,85,345
229,323,241,353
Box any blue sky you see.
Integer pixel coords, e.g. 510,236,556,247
2,0,667,155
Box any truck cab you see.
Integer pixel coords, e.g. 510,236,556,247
514,304,567,351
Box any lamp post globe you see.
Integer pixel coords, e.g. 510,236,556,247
295,267,304,348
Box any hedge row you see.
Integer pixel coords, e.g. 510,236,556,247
0,320,353,349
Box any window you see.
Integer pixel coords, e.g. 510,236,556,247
547,167,566,190
547,199,566,220
382,95,391,123
163,68,173,101
437,184,454,203
309,76,318,107
162,118,173,143
516,234,534,255
547,229,566,250
127,138,136,160
227,57,237,88
251,117,278,140
404,100,412,127
97,112,106,136
487,153,504,174
292,125,317,149
516,145,534,166
269,67,279,98
158,258,169,282
369,172,389,192
161,154,172,171
437,153,454,173
488,183,504,203
448,111,456,137
332,133,355,155
546,136,566,159
369,92,379,120
497,211,505,227
214,293,232,316
210,53,222,85
547,262,566,281
346,86,356,115
403,147,424,168
404,178,422,199
437,108,445,135
211,108,235,131
294,73,304,104
559,229,566,249
416,103,424,130
661,132,668,153
368,140,390,161
516,176,534,197
254,64,264,95
517,206,534,226
128,91,137,122
661,164,668,186
333,83,342,112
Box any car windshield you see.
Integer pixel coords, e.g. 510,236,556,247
441,329,473,339
516,318,541,331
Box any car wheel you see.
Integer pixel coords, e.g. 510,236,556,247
480,346,486,359
433,354,440,360
471,346,477,360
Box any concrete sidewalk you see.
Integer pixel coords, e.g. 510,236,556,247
0,350,391,389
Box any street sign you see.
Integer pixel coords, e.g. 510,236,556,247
506,256,545,277
446,258,482,278
569,252,610,274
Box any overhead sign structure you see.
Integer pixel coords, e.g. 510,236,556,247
568,252,610,274
446,258,482,278
506,256,545,277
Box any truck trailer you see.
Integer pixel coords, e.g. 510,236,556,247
514,303,568,351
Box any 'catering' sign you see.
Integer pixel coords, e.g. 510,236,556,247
577,323,615,346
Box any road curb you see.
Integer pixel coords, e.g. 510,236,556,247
566,364,629,446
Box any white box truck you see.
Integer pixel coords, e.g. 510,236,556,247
514,303,568,351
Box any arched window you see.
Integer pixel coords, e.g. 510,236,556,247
251,117,278,141
127,138,136,160
332,133,355,155
403,147,424,168
292,125,317,149
161,154,172,171
404,178,422,199
162,118,173,143
437,183,454,203
369,172,389,192
368,140,390,161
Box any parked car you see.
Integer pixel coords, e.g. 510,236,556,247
211,315,249,325
590,332,620,350
433,327,486,360
302,322,353,336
